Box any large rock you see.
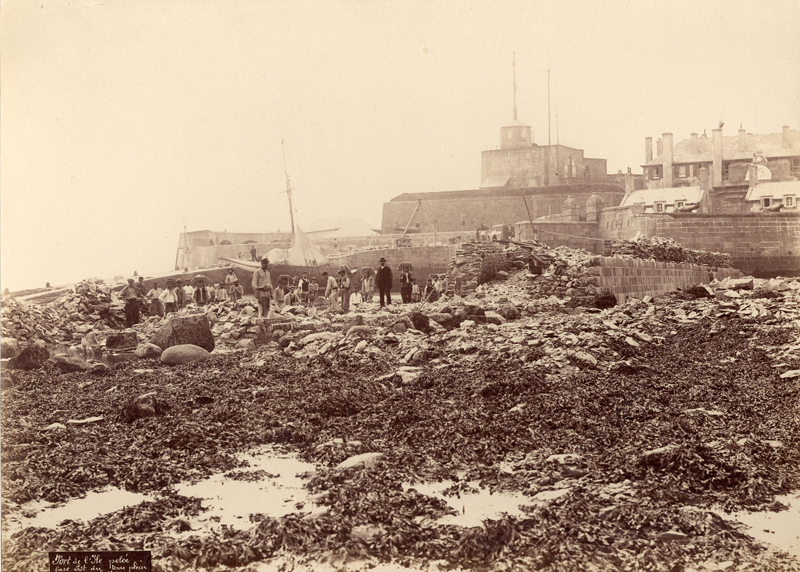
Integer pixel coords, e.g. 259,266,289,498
52,354,92,373
9,340,49,371
428,312,459,330
337,452,385,470
409,312,433,334
160,344,210,366
724,277,754,291
346,325,374,338
463,304,486,323
152,314,215,352
106,331,139,350
135,343,163,359
498,302,520,321
484,311,507,325
296,331,343,347
1,338,20,359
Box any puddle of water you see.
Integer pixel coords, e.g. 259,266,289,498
4,447,318,536
48,344,138,366
405,481,528,527
176,446,319,528
712,493,800,558
7,488,152,534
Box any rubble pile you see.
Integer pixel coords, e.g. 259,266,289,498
449,241,512,296
0,279,124,346
609,236,733,268
515,245,602,304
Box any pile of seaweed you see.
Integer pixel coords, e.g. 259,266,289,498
2,313,799,571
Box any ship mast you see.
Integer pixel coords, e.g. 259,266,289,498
281,139,296,241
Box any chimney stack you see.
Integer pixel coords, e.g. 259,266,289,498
712,128,724,186
690,133,698,154
656,138,663,157
662,133,674,188
783,126,791,148
739,127,746,150
645,137,653,163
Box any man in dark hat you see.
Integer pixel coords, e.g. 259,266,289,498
375,257,393,308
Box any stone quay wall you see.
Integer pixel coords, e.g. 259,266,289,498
590,257,741,303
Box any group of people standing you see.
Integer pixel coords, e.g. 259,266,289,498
249,256,399,317
399,268,448,303
119,270,247,328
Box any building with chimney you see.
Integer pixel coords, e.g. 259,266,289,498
640,126,800,213
521,124,800,276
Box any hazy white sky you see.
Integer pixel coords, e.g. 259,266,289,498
2,0,799,291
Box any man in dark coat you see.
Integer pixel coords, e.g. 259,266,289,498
175,279,187,309
375,257,393,308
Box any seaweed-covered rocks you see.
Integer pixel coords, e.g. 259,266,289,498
122,392,170,422
106,331,139,350
8,340,49,370
51,354,92,373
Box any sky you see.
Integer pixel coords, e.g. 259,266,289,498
2,0,799,291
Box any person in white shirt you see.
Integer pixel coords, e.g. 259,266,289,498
215,283,228,303
323,272,338,300
159,280,178,314
183,283,194,304
147,282,164,317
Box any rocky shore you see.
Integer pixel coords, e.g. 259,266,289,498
2,240,799,571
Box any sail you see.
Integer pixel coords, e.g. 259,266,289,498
266,225,329,267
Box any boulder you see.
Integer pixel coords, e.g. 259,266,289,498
463,304,486,323
336,452,385,470
160,344,210,366
498,303,520,321
409,312,433,334
122,392,169,422
135,343,163,359
428,312,458,329
296,331,343,347
571,351,597,368
90,362,110,375
1,337,20,359
152,314,215,352
346,325,374,338
725,277,754,291
484,311,507,325
52,354,92,373
390,321,407,334
106,331,139,350
9,340,49,371
236,338,254,349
